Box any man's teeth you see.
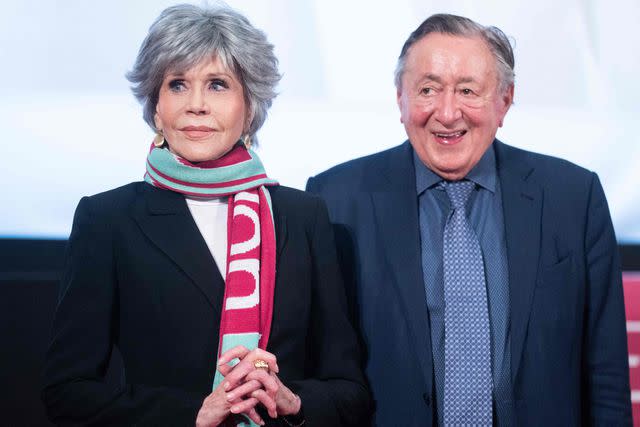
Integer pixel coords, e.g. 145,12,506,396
435,131,465,138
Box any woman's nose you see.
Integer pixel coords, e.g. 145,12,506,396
187,88,209,115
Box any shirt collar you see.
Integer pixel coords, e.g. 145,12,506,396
413,143,497,195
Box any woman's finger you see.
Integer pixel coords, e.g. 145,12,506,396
222,348,280,389
222,360,257,390
244,369,279,398
248,348,280,373
217,362,234,378
217,345,250,366
250,388,278,419
230,396,260,415
225,379,262,402
245,407,265,426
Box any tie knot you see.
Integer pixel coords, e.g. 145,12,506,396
443,180,475,209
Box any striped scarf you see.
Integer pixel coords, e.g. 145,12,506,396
145,143,278,425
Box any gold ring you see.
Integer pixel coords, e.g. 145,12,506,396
254,359,269,370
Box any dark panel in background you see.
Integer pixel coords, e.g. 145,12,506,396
621,245,640,271
0,239,64,426
0,239,117,426
1,239,638,425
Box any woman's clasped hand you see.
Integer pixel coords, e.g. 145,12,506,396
196,346,300,427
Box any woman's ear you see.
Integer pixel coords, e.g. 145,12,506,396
244,104,255,133
154,111,162,131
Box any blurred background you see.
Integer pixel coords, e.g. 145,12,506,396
0,0,638,424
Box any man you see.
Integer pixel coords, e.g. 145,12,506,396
306,14,632,426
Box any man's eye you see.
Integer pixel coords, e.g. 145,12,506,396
168,79,186,92
210,79,228,91
461,88,474,95
421,87,432,95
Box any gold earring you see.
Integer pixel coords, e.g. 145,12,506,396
242,134,252,149
153,130,165,148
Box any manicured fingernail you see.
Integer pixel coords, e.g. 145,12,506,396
230,405,239,413
223,382,229,391
226,393,234,401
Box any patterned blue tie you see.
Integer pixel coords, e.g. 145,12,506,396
442,180,493,426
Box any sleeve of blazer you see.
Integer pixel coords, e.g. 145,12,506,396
42,197,203,426
582,173,632,425
286,196,372,427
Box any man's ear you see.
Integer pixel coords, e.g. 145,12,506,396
503,84,514,109
397,87,405,124
498,84,514,127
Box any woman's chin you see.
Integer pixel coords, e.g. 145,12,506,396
169,147,229,163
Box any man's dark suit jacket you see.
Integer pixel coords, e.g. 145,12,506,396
306,140,632,426
42,182,370,426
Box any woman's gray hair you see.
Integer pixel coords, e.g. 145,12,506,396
127,3,281,143
394,14,515,92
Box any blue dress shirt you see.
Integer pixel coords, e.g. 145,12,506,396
414,145,513,426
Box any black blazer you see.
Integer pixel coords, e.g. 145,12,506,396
42,182,370,426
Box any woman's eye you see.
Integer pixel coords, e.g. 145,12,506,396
168,79,186,92
209,79,228,91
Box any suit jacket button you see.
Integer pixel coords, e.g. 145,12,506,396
423,393,431,406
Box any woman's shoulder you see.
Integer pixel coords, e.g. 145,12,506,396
269,185,323,209
268,185,328,222
83,182,145,206
73,182,148,222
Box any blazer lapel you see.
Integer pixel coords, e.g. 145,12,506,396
275,214,287,268
266,186,288,270
131,184,224,313
495,141,543,381
370,142,433,388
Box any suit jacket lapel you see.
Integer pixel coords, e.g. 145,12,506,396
495,141,543,381
269,188,288,266
370,142,433,388
131,184,225,314
275,213,288,270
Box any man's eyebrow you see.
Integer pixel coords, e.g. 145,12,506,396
421,74,442,83
418,75,478,84
457,77,477,84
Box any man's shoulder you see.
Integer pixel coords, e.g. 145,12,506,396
308,142,409,193
497,141,594,185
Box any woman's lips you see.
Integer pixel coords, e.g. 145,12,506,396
433,130,467,145
180,126,215,139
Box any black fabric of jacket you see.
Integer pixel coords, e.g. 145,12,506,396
42,182,371,426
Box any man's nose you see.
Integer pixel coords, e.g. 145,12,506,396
434,90,462,125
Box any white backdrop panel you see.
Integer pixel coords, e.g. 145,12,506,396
1,0,638,242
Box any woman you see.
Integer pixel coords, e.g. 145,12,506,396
42,4,370,426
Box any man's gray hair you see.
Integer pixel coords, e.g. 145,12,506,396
127,4,281,143
394,14,514,91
